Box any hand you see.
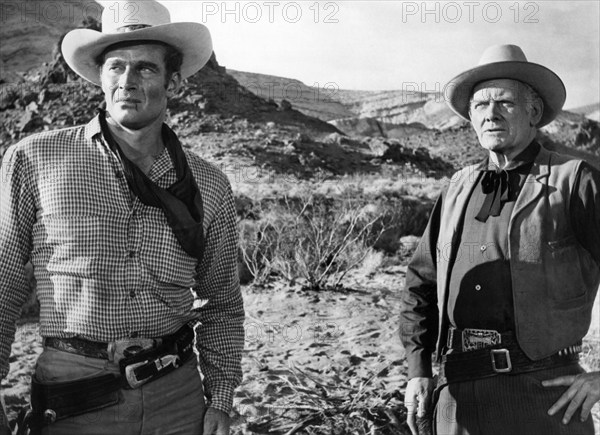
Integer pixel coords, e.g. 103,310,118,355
542,370,600,424
203,407,231,435
0,399,9,435
404,377,436,435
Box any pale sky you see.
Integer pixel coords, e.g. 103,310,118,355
157,0,599,109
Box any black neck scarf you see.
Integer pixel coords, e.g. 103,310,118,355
98,109,205,262
475,169,510,222
474,141,540,223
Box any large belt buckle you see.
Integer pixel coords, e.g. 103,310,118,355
125,354,180,389
109,337,159,363
491,348,512,373
462,328,501,352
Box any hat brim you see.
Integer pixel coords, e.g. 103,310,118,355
61,22,212,86
446,61,566,127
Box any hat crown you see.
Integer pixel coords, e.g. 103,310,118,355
100,0,171,34
478,44,528,65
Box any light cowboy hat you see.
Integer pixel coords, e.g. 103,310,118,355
446,44,566,127
61,0,212,86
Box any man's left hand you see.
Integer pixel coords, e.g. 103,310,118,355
542,371,600,424
203,407,231,435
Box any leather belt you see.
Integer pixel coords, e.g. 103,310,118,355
439,327,581,385
43,327,189,362
30,325,196,429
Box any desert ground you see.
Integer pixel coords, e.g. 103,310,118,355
1,14,600,434
3,269,599,434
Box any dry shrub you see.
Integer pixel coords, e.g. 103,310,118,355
239,194,387,290
357,249,384,278
239,219,277,286
242,363,409,435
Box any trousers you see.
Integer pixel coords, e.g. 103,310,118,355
434,362,594,435
35,346,206,435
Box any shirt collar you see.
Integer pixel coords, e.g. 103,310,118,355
85,114,174,181
148,147,174,181
84,115,103,140
484,141,541,172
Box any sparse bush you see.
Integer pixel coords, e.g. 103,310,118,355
239,194,387,290
240,363,408,435
238,217,287,286
358,249,384,277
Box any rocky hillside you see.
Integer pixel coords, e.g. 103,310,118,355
229,70,600,168
1,1,598,172
571,102,600,122
0,51,341,148
227,69,354,121
0,0,101,81
1,30,452,185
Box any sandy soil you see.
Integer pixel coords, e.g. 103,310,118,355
2,268,599,434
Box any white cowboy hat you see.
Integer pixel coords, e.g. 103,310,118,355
61,0,212,86
446,44,566,127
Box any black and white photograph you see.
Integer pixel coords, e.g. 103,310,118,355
0,1,599,434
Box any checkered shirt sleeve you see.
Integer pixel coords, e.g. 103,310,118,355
0,144,36,375
188,153,245,415
0,116,244,415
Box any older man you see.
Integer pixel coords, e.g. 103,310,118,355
0,1,244,434
400,44,600,435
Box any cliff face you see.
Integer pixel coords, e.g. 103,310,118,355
227,69,355,121
0,0,102,81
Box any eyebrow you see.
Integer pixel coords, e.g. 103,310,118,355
470,94,515,103
103,59,161,70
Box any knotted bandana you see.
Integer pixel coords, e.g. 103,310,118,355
98,109,205,262
474,142,541,223
475,169,511,222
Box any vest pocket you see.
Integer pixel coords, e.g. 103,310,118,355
546,236,587,306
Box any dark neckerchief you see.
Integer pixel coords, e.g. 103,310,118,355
98,109,205,262
475,141,540,222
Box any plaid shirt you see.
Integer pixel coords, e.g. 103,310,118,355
0,116,244,415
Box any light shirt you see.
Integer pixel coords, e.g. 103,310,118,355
0,116,244,413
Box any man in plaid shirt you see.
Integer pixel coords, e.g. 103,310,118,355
0,1,244,434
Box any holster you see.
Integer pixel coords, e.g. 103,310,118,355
29,373,122,429
28,325,195,429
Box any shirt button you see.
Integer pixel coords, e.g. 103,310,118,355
480,245,487,252
129,290,136,298
130,331,139,338
475,284,482,291
115,171,124,179
128,251,136,258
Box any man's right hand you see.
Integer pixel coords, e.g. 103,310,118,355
404,376,436,435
